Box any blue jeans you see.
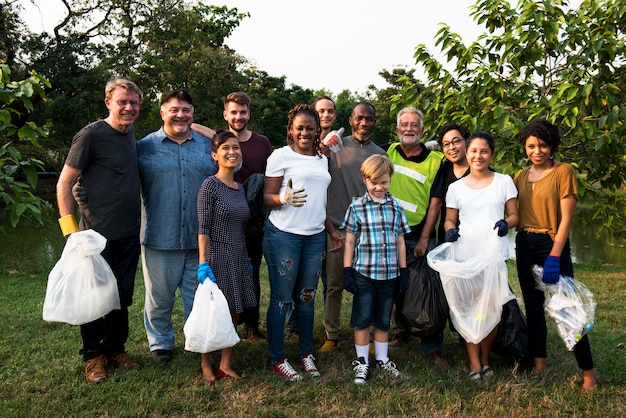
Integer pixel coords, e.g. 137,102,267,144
263,221,325,363
142,246,197,351
350,272,396,331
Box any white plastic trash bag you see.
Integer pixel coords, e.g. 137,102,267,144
427,228,514,344
43,229,120,325
532,265,596,351
184,281,240,353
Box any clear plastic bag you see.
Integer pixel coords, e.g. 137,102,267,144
532,265,596,351
184,281,240,353
43,229,120,325
427,228,514,343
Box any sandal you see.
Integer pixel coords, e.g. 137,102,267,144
217,369,241,380
469,371,483,384
481,365,494,378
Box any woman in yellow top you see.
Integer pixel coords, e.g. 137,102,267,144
514,119,597,391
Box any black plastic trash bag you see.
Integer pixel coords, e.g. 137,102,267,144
492,298,532,368
402,256,449,337
243,173,268,231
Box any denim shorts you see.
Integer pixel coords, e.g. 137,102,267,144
350,271,396,331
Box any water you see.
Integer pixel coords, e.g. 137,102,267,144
1,206,624,274
505,207,625,265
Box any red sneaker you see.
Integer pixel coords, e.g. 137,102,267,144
270,358,302,381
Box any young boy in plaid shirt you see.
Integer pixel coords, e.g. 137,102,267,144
341,154,411,384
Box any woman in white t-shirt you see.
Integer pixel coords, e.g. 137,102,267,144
442,131,519,383
263,104,342,381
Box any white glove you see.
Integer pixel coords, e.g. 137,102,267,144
279,179,307,207
323,127,344,153
424,140,441,151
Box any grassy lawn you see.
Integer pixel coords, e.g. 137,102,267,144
1,259,625,417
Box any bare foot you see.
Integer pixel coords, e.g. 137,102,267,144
582,369,598,391
201,366,217,385
531,357,547,374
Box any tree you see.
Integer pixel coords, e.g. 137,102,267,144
333,89,361,141
367,67,424,146
0,63,51,227
0,0,23,65
19,0,251,167
394,0,626,237
242,68,314,147
131,3,251,135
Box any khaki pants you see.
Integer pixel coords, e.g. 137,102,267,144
323,229,346,340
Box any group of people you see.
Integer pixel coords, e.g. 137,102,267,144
55,78,597,391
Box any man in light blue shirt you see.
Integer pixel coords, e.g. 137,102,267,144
138,90,217,362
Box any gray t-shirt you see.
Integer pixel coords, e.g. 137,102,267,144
65,119,140,240
327,136,385,227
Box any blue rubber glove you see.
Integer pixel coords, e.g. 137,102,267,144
247,258,254,274
493,219,509,237
343,267,358,295
542,256,561,284
445,228,460,242
197,262,217,284
396,267,409,296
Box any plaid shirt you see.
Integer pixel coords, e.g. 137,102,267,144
341,192,410,280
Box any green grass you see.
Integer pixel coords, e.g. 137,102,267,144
1,260,625,417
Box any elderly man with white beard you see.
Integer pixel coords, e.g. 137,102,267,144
386,107,449,369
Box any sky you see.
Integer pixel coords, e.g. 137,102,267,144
19,0,481,94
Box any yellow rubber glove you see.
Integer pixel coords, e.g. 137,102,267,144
58,214,79,237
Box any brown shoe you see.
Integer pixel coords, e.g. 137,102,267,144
429,351,449,370
246,328,267,341
85,355,108,384
108,352,142,370
319,339,339,353
388,333,409,349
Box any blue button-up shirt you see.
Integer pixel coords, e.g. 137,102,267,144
137,127,217,250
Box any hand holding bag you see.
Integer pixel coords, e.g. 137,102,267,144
43,229,120,325
184,281,240,353
402,256,449,337
532,265,596,351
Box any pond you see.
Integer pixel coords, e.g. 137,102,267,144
1,205,624,274
505,208,626,265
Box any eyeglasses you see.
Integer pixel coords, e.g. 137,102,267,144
114,99,142,108
442,137,464,149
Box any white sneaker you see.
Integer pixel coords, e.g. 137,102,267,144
376,359,401,378
352,357,370,384
299,354,320,377
270,358,302,381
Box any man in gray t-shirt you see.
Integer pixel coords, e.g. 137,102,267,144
321,102,386,352
56,78,143,384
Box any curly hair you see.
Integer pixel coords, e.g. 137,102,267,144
286,104,321,154
518,119,560,154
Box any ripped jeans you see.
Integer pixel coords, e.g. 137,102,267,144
263,221,325,363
